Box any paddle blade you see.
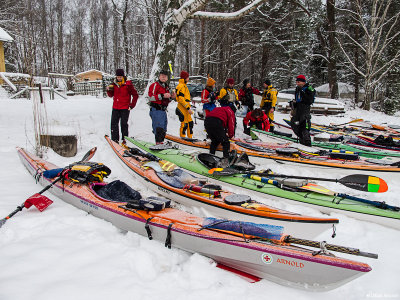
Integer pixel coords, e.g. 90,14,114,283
216,263,261,283
339,174,388,193
80,147,97,163
24,193,53,212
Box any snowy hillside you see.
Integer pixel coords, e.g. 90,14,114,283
0,94,399,300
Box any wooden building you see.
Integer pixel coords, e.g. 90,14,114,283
0,27,13,73
75,69,111,82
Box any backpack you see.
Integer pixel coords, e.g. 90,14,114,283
67,162,111,184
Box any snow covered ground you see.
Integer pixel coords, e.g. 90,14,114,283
0,93,399,300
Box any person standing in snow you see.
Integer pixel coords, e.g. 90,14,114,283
204,106,236,159
175,71,194,139
107,68,139,144
219,78,241,113
290,74,315,146
260,79,278,132
243,108,270,136
148,70,175,144
238,79,260,113
201,75,218,117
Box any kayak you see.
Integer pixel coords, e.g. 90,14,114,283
251,127,400,159
105,136,339,239
17,147,373,291
283,119,400,140
164,134,400,182
126,137,400,230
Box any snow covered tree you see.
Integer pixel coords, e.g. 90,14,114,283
146,0,268,90
336,0,400,110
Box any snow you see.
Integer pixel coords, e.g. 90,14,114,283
315,82,364,94
0,27,13,42
0,94,399,300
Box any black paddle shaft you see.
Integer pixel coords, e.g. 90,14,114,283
0,147,97,228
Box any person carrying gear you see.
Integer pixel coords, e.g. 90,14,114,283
148,70,176,144
290,74,315,146
260,79,278,132
204,106,236,158
106,68,139,145
243,108,270,135
175,71,194,138
201,75,218,117
219,78,240,113
238,79,260,113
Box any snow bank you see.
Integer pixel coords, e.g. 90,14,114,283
0,95,399,300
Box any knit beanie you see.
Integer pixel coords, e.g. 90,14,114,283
226,78,235,85
116,69,125,76
243,78,250,86
180,71,189,80
296,75,306,82
206,75,216,87
264,79,271,86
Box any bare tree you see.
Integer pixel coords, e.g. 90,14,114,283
336,0,400,110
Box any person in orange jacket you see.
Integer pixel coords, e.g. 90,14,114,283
106,68,139,144
175,71,194,138
243,108,270,135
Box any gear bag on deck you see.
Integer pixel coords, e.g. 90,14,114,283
67,162,111,184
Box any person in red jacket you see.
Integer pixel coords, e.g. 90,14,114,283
201,75,218,117
107,69,139,144
148,70,175,144
204,106,236,158
243,108,270,135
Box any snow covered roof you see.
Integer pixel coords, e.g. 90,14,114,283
75,69,112,77
315,82,365,94
0,27,13,42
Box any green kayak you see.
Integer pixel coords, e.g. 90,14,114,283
126,137,400,230
251,128,400,159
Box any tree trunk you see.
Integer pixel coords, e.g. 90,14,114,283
327,0,338,99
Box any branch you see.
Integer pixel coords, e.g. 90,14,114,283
190,0,266,21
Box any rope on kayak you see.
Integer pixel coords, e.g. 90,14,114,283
145,217,154,240
165,223,174,249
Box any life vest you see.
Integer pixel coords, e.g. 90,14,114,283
67,162,111,184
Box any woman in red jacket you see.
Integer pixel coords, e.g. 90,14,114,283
107,69,139,144
204,106,236,158
243,108,270,135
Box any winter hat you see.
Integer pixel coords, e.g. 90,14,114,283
296,75,306,82
243,79,250,86
159,70,169,76
116,69,125,76
180,71,189,80
264,79,271,86
226,78,235,85
206,75,216,87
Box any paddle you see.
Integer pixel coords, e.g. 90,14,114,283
0,147,97,228
210,166,388,193
331,118,363,127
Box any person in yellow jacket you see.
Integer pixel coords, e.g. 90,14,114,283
218,78,241,113
260,79,278,132
175,71,194,138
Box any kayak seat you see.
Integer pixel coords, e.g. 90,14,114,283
93,180,142,203
156,168,199,189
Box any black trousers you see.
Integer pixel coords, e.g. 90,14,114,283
204,117,230,158
111,109,130,142
290,118,311,146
